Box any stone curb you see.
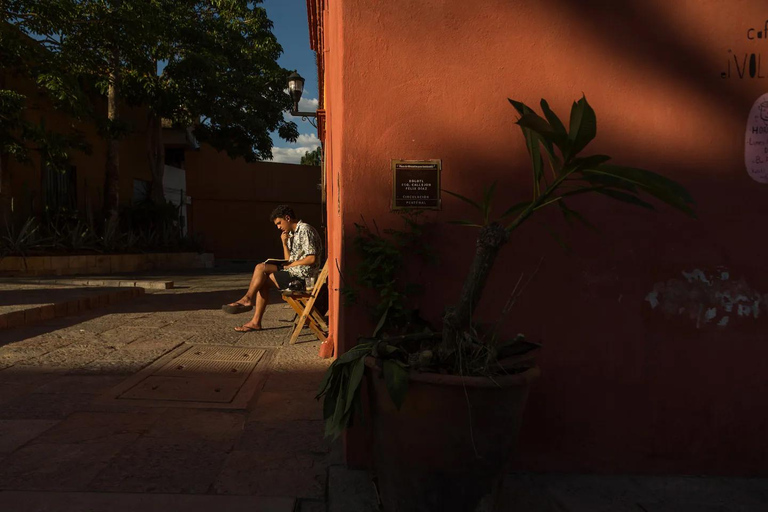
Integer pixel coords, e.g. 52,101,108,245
0,252,214,277
0,287,145,331
9,278,173,290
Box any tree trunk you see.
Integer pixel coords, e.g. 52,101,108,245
146,111,165,204
439,222,509,359
0,72,12,221
103,55,120,223
0,152,11,221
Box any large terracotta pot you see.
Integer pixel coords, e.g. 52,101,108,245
365,357,540,512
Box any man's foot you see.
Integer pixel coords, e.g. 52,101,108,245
234,323,262,332
222,298,254,314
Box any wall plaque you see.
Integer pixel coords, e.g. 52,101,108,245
391,159,441,210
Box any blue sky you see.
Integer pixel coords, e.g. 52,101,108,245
262,0,320,164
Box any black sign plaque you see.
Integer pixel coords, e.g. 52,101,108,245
391,159,441,210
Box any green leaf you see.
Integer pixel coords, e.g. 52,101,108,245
344,357,366,413
571,154,611,171
578,170,639,193
372,301,392,337
508,98,534,116
322,370,340,420
382,359,409,410
516,112,555,137
540,98,568,149
596,188,656,210
443,189,482,212
524,129,544,197
316,363,335,397
447,220,483,228
545,226,571,253
587,164,695,217
568,95,597,157
336,342,374,364
499,201,530,220
558,201,598,232
326,378,348,438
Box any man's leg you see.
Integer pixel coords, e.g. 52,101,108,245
235,273,280,331
229,263,278,306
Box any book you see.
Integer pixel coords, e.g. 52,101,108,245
263,258,289,268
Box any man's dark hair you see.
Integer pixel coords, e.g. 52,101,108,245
270,205,296,221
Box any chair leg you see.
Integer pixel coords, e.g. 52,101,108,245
283,297,307,343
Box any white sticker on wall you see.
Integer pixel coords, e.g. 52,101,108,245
745,93,768,183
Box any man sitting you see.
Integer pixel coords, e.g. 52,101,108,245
224,205,323,332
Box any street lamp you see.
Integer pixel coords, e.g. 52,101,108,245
288,71,317,127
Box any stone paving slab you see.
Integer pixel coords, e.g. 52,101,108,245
0,269,334,505
0,491,295,512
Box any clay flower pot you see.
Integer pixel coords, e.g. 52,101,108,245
365,356,540,512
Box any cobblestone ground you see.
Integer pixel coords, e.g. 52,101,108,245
0,270,337,509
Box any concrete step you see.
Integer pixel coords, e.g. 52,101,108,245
0,287,144,330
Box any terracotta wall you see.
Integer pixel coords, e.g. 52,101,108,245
185,144,323,260
324,0,768,474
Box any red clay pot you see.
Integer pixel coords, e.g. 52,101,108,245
365,357,540,512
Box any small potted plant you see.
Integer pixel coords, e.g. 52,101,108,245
317,96,695,512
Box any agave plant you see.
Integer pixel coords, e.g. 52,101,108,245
317,96,696,437
1,216,46,257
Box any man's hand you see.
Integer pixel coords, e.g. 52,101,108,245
280,231,289,244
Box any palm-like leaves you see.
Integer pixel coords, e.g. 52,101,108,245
447,96,695,233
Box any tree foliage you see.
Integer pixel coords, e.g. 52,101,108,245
2,0,298,214
300,146,321,166
0,19,90,184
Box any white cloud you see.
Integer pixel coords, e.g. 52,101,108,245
296,132,320,145
268,131,320,164
285,96,319,122
299,96,319,111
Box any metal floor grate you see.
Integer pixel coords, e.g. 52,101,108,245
96,344,275,409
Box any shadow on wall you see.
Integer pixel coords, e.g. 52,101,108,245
534,0,761,112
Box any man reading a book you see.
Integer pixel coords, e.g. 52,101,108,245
223,205,323,332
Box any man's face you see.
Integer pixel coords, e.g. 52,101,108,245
274,216,291,233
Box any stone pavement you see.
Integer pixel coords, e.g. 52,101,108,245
0,267,337,511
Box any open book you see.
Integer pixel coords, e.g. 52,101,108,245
263,258,289,267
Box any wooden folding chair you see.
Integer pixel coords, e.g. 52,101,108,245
281,260,329,345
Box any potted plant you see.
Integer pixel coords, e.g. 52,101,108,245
317,96,695,512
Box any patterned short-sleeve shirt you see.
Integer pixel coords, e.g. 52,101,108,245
286,221,323,279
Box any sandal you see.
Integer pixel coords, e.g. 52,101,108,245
222,303,253,314
234,325,262,332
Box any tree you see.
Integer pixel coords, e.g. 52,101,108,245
4,0,168,222
5,0,298,218
123,0,298,204
300,146,321,166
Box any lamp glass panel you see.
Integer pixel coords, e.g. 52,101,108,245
288,77,304,93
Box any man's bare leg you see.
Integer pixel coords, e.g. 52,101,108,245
235,274,279,331
229,263,278,306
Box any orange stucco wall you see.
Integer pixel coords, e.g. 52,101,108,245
322,0,768,474
185,145,323,260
